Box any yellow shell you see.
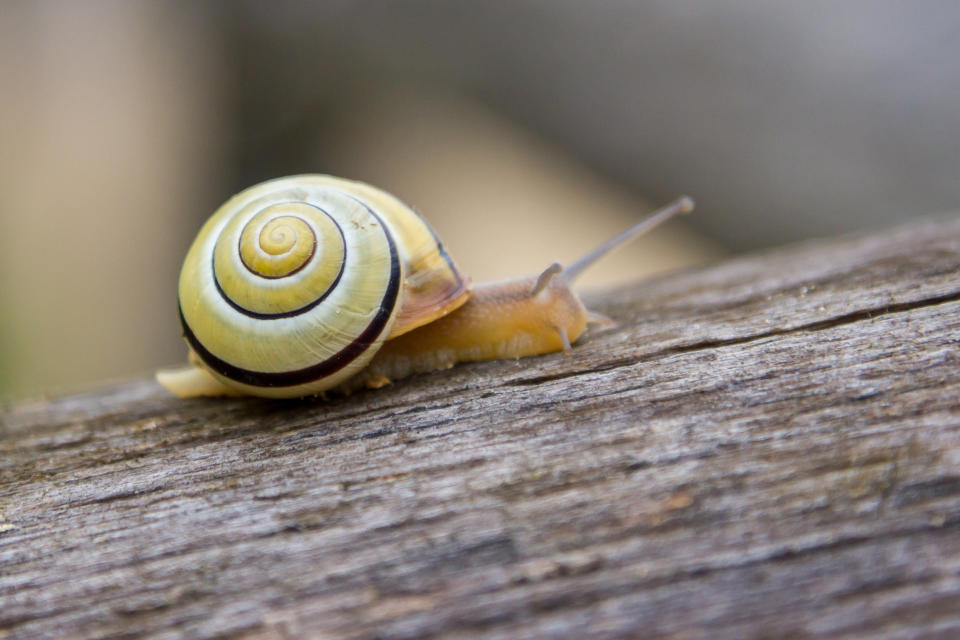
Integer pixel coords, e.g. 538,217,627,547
176,175,470,398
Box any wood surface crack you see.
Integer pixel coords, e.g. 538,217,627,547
510,287,960,389
670,287,960,355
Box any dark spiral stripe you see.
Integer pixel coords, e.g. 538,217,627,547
420,208,465,292
181,199,401,388
211,209,347,320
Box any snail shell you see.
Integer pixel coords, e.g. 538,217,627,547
176,175,469,398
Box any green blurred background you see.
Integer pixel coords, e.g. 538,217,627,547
2,1,958,399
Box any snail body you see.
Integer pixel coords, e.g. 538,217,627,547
157,175,692,398
352,272,589,390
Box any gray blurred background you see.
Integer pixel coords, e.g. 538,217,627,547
2,0,958,399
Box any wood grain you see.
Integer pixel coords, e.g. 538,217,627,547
3,217,960,639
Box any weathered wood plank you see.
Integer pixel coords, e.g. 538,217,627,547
2,217,960,640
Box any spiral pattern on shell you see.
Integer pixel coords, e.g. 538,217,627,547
176,175,469,398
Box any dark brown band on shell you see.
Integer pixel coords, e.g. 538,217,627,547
211,210,346,320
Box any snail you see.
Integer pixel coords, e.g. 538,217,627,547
156,175,693,398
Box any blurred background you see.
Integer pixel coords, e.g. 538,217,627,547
2,1,958,399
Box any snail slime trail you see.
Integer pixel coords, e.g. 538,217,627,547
157,175,692,398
